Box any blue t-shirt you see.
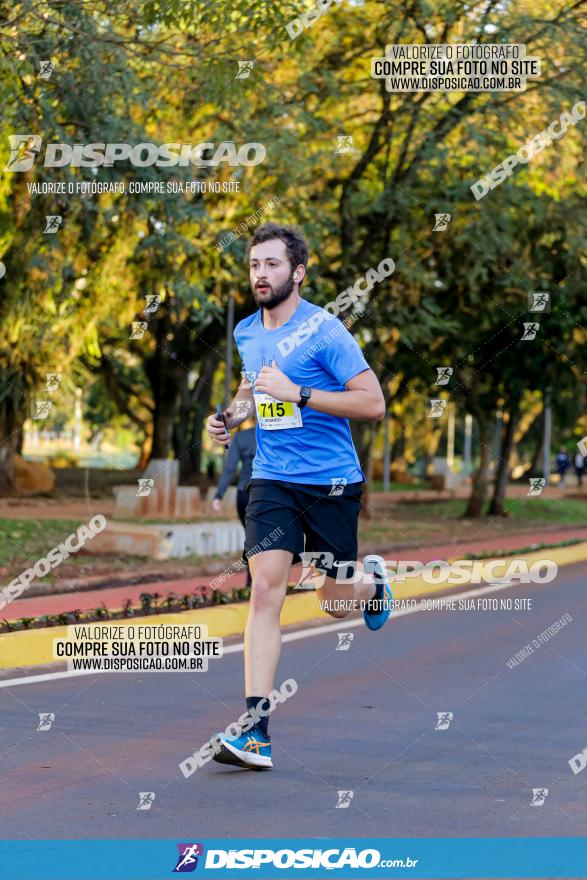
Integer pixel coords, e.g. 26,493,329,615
234,298,369,485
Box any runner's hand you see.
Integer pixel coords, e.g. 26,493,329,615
255,363,300,403
206,413,231,446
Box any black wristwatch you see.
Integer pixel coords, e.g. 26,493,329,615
298,386,312,409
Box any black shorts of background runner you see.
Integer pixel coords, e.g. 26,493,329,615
242,478,364,579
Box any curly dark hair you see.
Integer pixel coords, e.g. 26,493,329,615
245,222,309,285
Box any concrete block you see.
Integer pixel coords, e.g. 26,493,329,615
87,522,174,560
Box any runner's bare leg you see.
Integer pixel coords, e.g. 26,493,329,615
316,565,377,619
245,549,293,695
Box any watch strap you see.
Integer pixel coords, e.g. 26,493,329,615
298,386,311,409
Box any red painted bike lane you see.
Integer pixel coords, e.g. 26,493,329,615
4,527,586,622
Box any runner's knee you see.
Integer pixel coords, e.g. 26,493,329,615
250,573,285,613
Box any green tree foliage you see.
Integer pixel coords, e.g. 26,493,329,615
0,0,585,515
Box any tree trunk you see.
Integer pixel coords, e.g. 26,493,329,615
145,313,183,462
528,424,545,477
464,415,493,518
138,422,153,469
361,422,378,520
150,396,176,460
172,351,219,482
351,420,372,470
189,351,219,479
99,355,151,465
350,420,373,519
173,373,191,480
189,399,208,478
487,407,518,516
0,379,27,495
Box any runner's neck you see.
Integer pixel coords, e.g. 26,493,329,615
262,294,303,330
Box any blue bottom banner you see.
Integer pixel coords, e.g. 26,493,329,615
1,837,587,878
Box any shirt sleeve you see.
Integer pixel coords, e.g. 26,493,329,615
315,320,370,387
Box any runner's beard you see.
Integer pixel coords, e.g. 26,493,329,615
253,271,295,310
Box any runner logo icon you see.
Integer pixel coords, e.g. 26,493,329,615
4,134,43,171
173,843,204,872
435,711,453,730
336,633,354,651
336,790,354,808
531,788,548,806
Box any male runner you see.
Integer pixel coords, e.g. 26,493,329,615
205,222,393,770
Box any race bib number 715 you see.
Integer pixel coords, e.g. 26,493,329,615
254,393,303,430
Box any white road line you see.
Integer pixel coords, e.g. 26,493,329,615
0,580,525,689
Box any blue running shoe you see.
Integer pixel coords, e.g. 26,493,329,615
211,730,272,770
362,554,393,631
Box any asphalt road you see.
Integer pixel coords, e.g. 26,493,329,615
1,563,586,840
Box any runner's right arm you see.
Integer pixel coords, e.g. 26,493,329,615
206,376,256,446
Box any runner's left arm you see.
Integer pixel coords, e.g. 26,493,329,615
303,319,385,420
254,365,385,421
254,318,385,421
302,369,385,420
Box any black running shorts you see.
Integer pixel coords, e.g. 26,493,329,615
243,478,364,578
